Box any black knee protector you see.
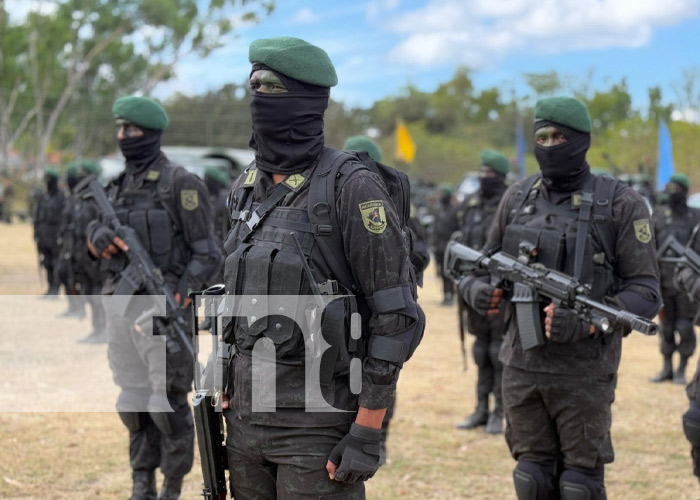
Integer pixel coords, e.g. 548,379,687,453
560,466,606,500
513,460,558,500
473,338,488,368
683,401,700,446
116,389,150,432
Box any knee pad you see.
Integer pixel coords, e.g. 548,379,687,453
147,393,175,435
116,389,150,432
683,402,700,446
473,339,488,368
559,466,605,500
513,461,558,500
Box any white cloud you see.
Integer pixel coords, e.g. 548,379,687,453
367,0,401,22
5,0,58,23
386,0,699,68
290,7,320,24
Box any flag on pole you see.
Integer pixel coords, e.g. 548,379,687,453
515,113,526,179
395,119,416,163
656,120,674,190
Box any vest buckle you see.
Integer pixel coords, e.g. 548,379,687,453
317,225,332,235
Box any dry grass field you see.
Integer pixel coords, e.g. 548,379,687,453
0,221,698,499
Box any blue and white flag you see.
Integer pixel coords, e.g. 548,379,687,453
657,120,674,190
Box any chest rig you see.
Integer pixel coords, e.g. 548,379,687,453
460,195,501,250
502,173,620,302
107,164,187,276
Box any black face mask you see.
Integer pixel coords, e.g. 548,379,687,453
67,176,79,191
534,121,591,192
118,128,162,174
668,188,688,210
480,176,505,198
248,64,329,175
46,176,58,195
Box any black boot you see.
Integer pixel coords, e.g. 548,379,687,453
129,470,157,500
158,476,183,500
650,356,673,383
674,356,689,385
485,404,504,434
457,402,489,430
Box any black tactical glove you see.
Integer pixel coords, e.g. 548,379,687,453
88,224,118,256
459,277,495,316
548,306,592,343
328,423,382,484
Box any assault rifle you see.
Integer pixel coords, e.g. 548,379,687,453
445,241,658,350
86,180,194,356
191,284,229,500
657,234,700,274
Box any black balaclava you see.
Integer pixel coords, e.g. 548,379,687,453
249,63,328,175
66,176,79,191
480,174,506,199
204,176,223,196
668,183,688,211
534,120,591,192
119,127,162,175
46,176,58,195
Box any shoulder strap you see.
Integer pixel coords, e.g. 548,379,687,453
156,164,184,233
511,174,542,218
573,175,595,280
308,148,365,293
590,174,620,264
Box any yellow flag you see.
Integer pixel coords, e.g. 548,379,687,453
395,119,416,163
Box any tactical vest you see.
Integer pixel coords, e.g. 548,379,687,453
459,194,501,250
503,173,620,303
106,163,188,277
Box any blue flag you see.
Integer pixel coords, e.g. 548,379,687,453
657,120,674,190
515,114,526,179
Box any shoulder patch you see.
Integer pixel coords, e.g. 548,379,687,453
359,200,387,234
146,170,160,181
572,193,582,208
243,169,258,186
633,218,652,244
180,189,199,211
468,196,479,207
284,173,306,191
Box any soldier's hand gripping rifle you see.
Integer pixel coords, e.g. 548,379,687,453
445,241,658,350
191,284,229,500
86,179,194,357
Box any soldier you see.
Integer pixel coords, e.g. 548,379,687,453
56,162,86,318
651,173,700,384
431,184,457,305
454,149,509,435
86,96,223,500
220,37,424,499
459,97,660,500
33,167,65,296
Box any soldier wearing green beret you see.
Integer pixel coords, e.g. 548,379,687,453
219,38,424,499
458,96,660,499
453,149,509,435
33,167,66,296
86,96,223,500
650,173,700,384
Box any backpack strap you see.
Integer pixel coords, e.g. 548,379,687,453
590,174,621,266
156,164,185,234
308,148,366,293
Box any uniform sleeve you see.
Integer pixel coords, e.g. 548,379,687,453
337,169,421,410
610,186,661,318
173,171,224,292
485,182,521,253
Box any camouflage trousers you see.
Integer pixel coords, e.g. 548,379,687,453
502,365,616,469
224,413,365,500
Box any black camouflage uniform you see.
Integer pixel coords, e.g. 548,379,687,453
203,166,232,246
431,186,457,305
454,150,509,435
222,37,424,499
651,173,700,384
460,97,660,500
34,167,65,296
87,96,223,500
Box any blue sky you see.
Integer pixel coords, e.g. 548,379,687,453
157,1,697,113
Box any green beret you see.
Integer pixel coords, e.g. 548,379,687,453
45,167,60,179
438,183,453,195
204,166,229,186
480,149,510,175
343,136,383,162
65,162,79,178
249,37,338,88
112,96,169,130
79,159,102,177
670,173,690,190
535,96,592,134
